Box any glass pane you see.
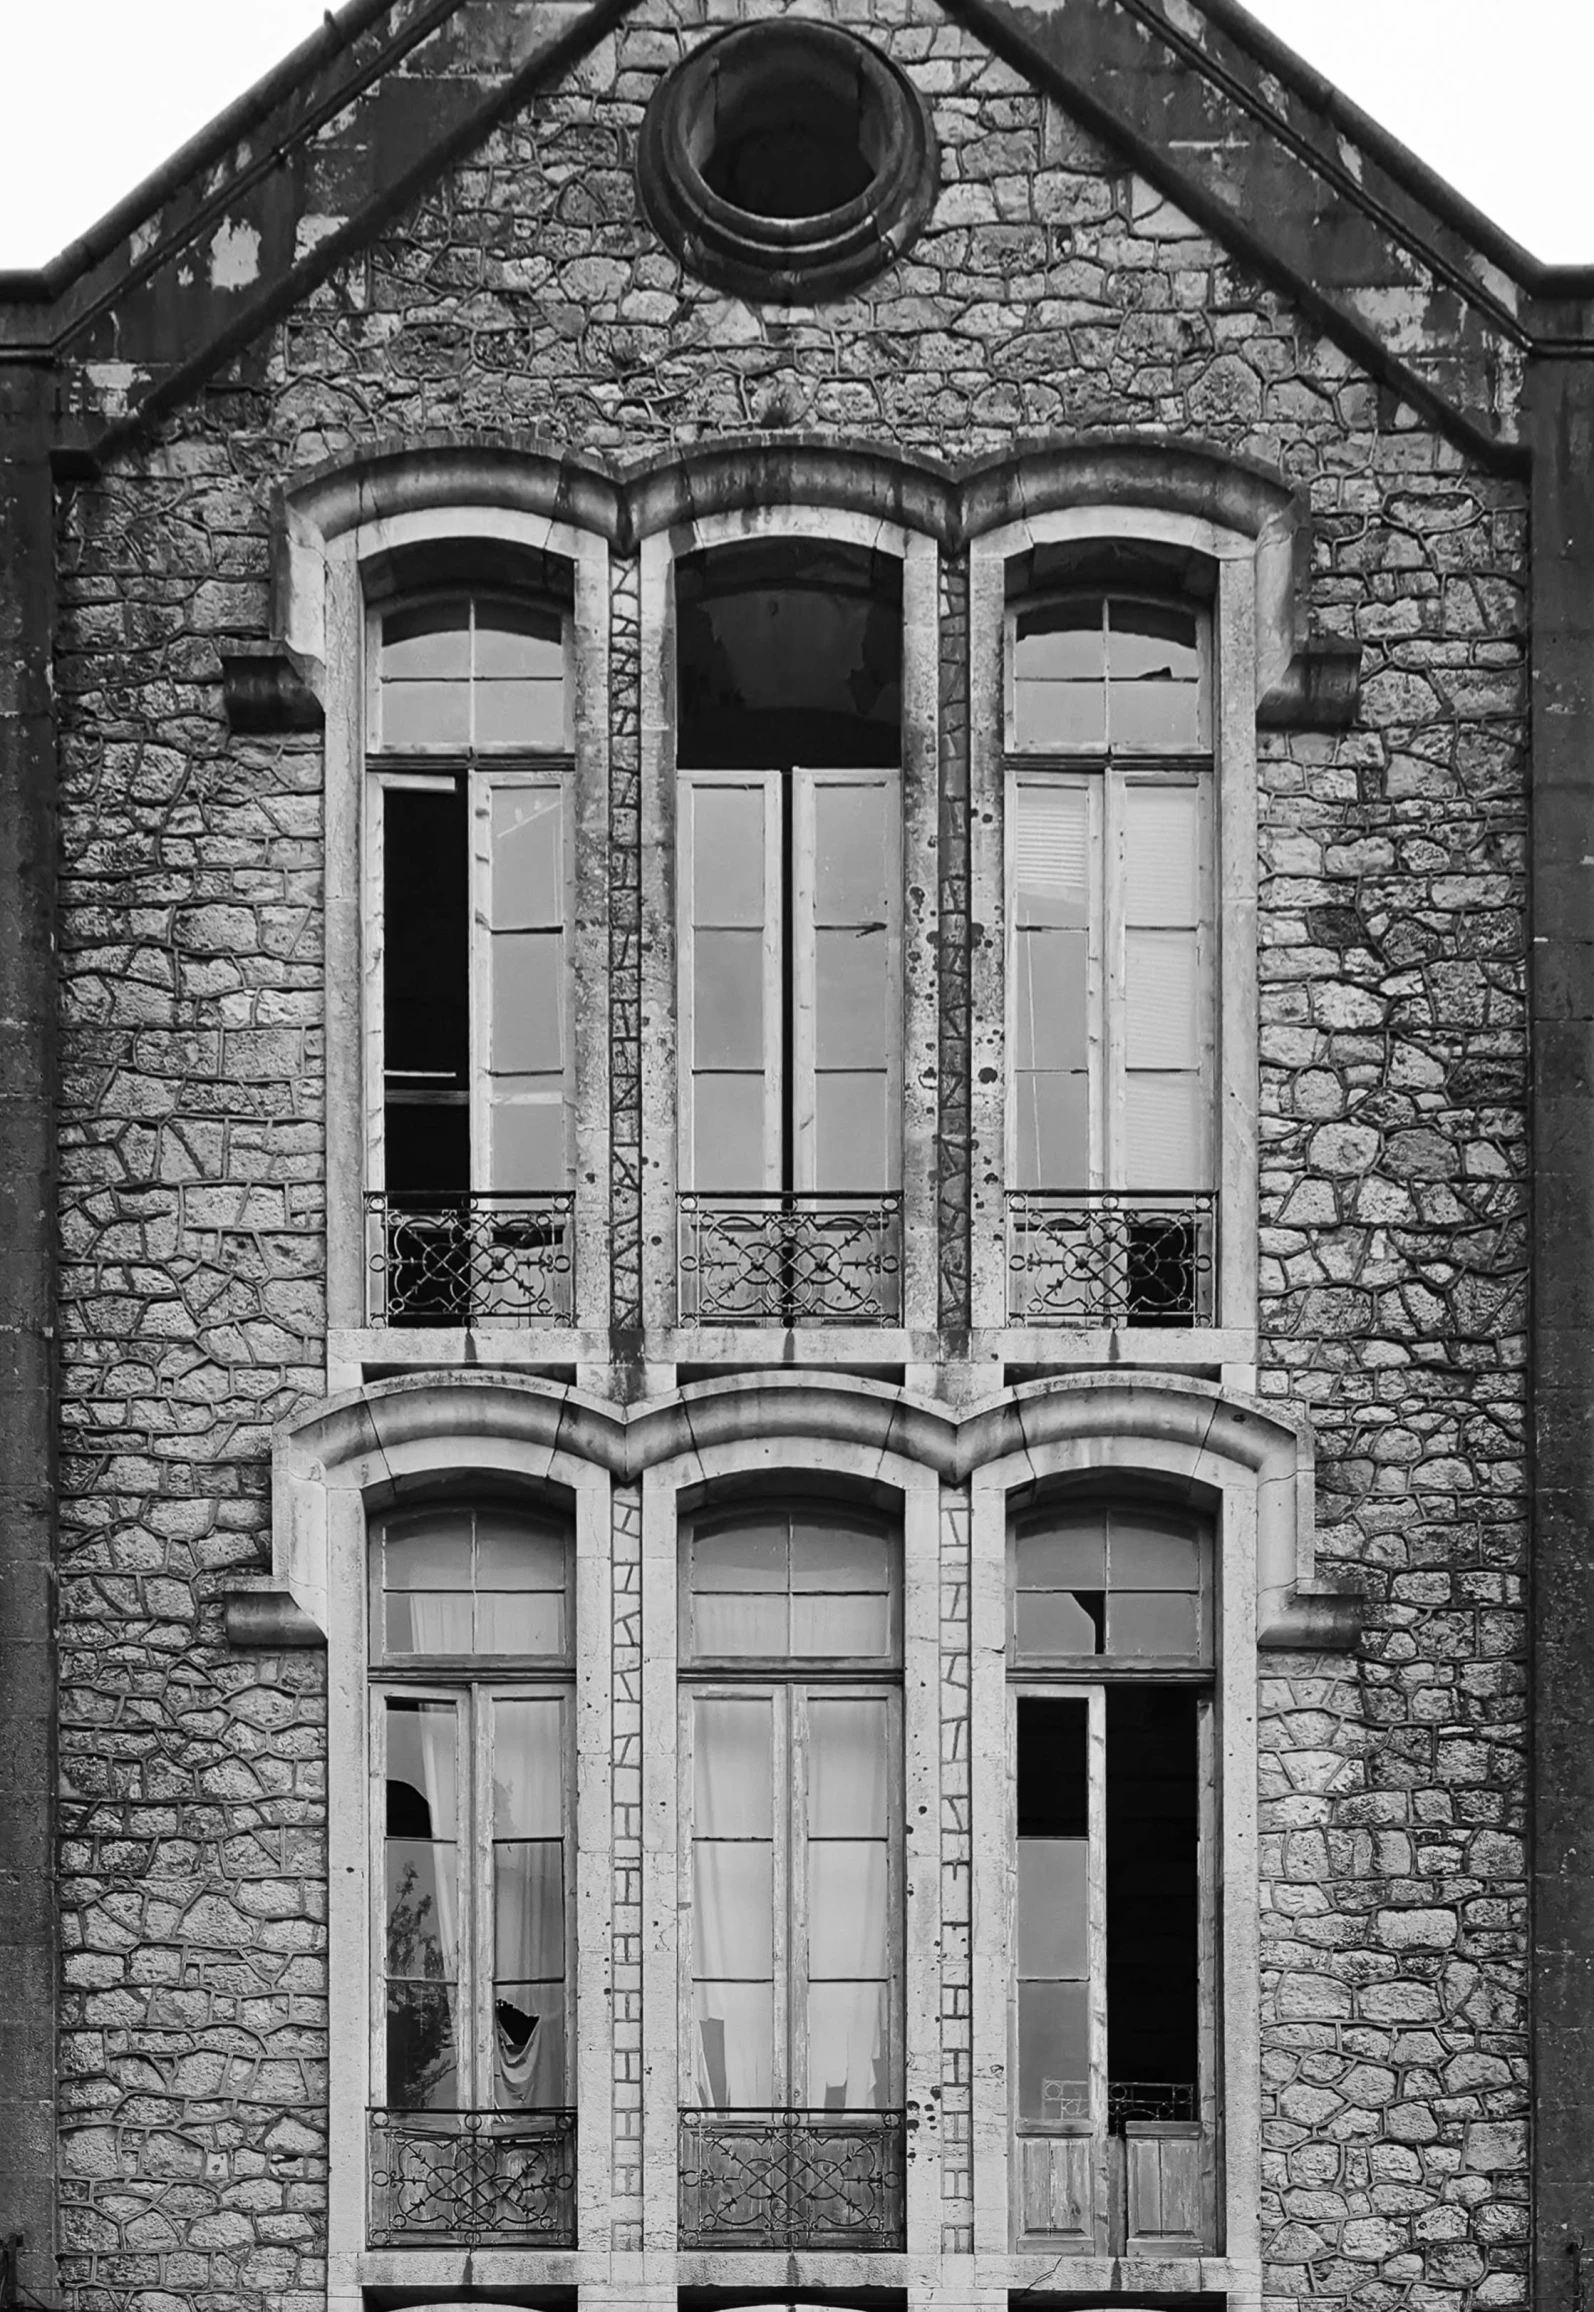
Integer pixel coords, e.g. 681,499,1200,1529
1018,1838,1089,1978
692,785,767,926
383,603,470,681
476,679,566,750
1015,929,1087,1070
386,1701,458,1837
693,1981,773,2107
491,787,563,926
1014,784,1090,927
694,930,764,1069
385,1520,473,1589
1108,600,1199,681
791,1521,891,1590
1017,1980,1090,2125
694,1521,787,1590
813,1073,888,1190
693,1698,774,1836
693,1592,788,1656
476,605,563,676
1015,601,1104,679
489,1094,567,1190
806,1980,889,2109
386,1982,460,2110
1013,1072,1088,1190
1124,785,1201,921
1125,931,1199,1071
493,1698,562,1837
1122,1073,1204,1189
808,1698,889,1835
480,1591,565,1655
476,1517,565,1590
494,1987,564,2106
690,1076,766,1191
1110,1516,1201,1589
1014,680,1105,752
815,928,889,1068
493,932,564,1075
382,679,470,750
495,1841,564,1977
813,784,889,921
791,1591,891,1656
1109,1590,1201,1657
692,1844,774,1975
808,1843,889,1978
1111,678,1202,751
386,1591,474,1654
1013,1588,1103,1657
1016,1523,1106,1588
385,1843,456,1977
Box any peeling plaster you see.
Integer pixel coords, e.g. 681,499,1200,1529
208,217,262,290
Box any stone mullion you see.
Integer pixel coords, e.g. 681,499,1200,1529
610,1486,644,2247
937,555,972,1334
940,1489,974,2251
609,561,643,1330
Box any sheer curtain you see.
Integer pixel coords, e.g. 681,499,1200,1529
384,1698,461,2109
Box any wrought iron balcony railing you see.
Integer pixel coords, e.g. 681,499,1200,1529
367,2107,575,2245
1006,1188,1217,1327
678,2107,906,2250
678,1191,902,1325
366,1191,574,1326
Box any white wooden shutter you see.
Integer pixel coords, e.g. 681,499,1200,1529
1009,776,1100,1190
1112,775,1212,1192
471,772,570,1191
678,774,782,1192
793,769,900,1193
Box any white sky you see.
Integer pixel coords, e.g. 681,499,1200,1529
0,0,1589,270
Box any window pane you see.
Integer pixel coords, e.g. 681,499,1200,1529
690,1076,766,1190
813,784,889,921
476,1517,565,1590
1124,784,1201,921
808,1843,889,1978
692,1845,774,1975
693,1982,773,2107
383,603,470,681
694,930,764,1068
492,932,563,1073
495,1841,565,1977
475,604,564,678
1017,1981,1090,2125
1110,1516,1201,1590
1018,1839,1089,1978
494,1987,563,2106
1014,680,1105,752
382,678,471,750
808,1697,889,1835
693,1698,774,1836
1015,601,1104,679
791,1592,891,1656
386,1983,460,2110
491,787,563,926
480,1591,565,1655
807,1980,890,2108
385,1519,473,1589
1016,1523,1106,1589
489,1093,567,1190
1013,1587,1103,1657
493,1698,563,1837
386,1701,459,1838
694,1521,787,1590
1108,600,1199,680
1108,1590,1201,1658
476,679,566,750
791,1522,891,1590
1125,931,1199,1071
693,1592,789,1656
815,928,889,1068
385,1842,457,1976
813,1073,888,1189
1013,1072,1088,1190
692,785,766,924
1015,929,1087,1071
1014,784,1090,927
386,1591,474,1653
1122,1073,1204,1189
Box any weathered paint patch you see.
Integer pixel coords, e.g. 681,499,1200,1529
208,218,261,289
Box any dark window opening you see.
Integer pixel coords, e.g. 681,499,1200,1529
1106,1685,1199,2121
384,781,468,1130
677,540,902,770
696,47,877,219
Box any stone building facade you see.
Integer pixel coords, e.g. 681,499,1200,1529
2,8,1593,2312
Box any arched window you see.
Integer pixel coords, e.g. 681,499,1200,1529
367,1502,574,2157
677,1498,904,2250
1006,1495,1216,2257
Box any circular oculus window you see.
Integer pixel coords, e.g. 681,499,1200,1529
638,22,939,302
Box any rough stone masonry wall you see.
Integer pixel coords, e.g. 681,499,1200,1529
50,4,1528,2311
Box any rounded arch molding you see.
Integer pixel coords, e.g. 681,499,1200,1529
240,1367,1358,1652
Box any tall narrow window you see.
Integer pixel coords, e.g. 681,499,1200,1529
367,1504,577,2248
1007,1500,1215,2258
677,1501,905,2251
366,570,575,1325
676,542,904,1325
1005,586,1216,1327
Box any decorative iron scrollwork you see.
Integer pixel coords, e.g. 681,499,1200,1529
678,1192,902,1325
367,2107,576,2245
678,2107,906,2249
366,1192,574,1326
1006,1189,1216,1326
